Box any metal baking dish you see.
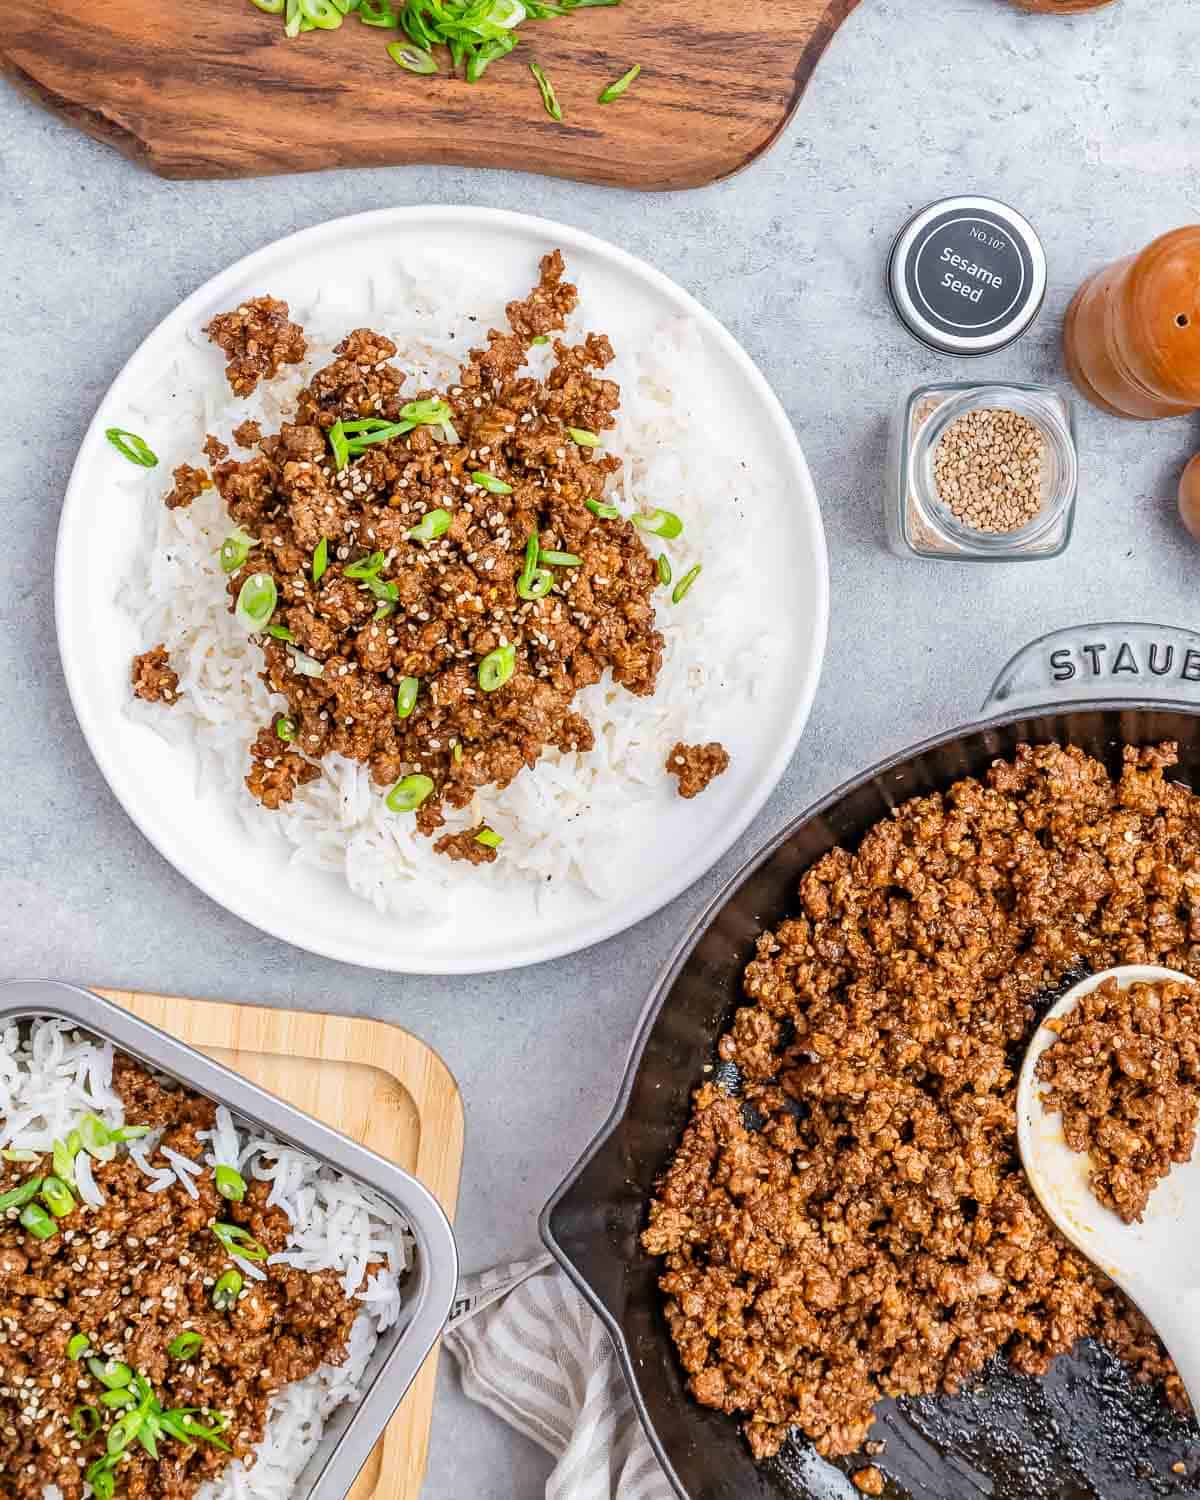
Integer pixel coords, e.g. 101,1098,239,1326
0,978,458,1500
542,623,1200,1500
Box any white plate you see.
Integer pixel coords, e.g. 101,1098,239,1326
56,207,828,974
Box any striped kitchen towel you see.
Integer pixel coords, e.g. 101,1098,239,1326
443,1254,674,1500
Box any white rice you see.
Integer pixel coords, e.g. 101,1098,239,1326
1,1019,412,1500
116,258,781,918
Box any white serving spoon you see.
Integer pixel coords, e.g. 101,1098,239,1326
1017,964,1200,1405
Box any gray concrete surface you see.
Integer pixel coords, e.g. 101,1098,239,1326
2,0,1198,1494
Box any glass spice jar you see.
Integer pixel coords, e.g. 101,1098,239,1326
886,383,1078,561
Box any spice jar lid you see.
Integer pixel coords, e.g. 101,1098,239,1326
887,196,1047,356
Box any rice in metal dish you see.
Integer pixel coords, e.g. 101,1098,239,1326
0,1018,412,1500
116,253,780,918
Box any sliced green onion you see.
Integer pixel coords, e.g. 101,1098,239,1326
0,1176,43,1212
529,61,562,120
105,428,158,468
138,1422,161,1460
67,1333,91,1361
215,1165,247,1202
329,421,350,470
520,533,539,584
235,572,278,633
395,677,419,719
386,774,435,813
339,417,394,433
168,1331,205,1360
408,508,452,542
107,1411,142,1457
41,1176,75,1218
52,1138,76,1185
657,553,671,585
672,564,701,604
111,1125,149,1143
70,1405,101,1440
212,1270,244,1310
453,741,463,764
478,643,516,692
399,398,453,426
374,601,396,620
100,1387,135,1409
531,334,550,345
344,550,385,579
312,536,329,583
212,1222,268,1261
19,1202,56,1239
289,648,325,678
566,427,600,447
475,827,503,849
78,1115,115,1162
266,624,295,642
540,549,582,566
1,1149,38,1163
219,527,255,574
86,1458,117,1500
598,62,640,102
300,0,343,24
471,471,513,495
275,717,297,743
250,0,286,11
516,567,553,600
284,0,302,34
88,1357,133,1390
585,498,619,519
388,40,438,71
359,0,397,22
163,1410,231,1450
632,507,683,540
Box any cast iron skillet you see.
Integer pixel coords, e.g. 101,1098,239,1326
541,624,1200,1500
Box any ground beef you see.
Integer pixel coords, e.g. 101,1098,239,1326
232,419,262,449
245,724,321,810
644,742,1200,1463
163,464,209,511
131,645,180,706
1037,976,1200,1224
666,741,730,798
204,295,306,397
0,1053,358,1500
202,435,229,466
170,252,678,860
432,823,500,864
851,1467,884,1496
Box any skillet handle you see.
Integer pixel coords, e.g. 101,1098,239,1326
982,622,1200,715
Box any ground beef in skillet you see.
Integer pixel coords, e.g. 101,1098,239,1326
666,741,730,799
142,253,696,861
1037,975,1200,1224
644,742,1200,1463
204,296,306,398
163,465,210,512
0,1053,358,1500
231,420,261,450
433,823,500,864
131,646,180,706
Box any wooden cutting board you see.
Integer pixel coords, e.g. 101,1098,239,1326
0,0,861,189
96,987,465,1500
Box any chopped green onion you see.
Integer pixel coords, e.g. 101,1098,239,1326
408,508,452,542
471,471,513,495
529,61,562,120
215,1165,247,1201
162,1410,231,1450
359,0,397,22
395,676,419,719
516,567,553,600
138,1422,161,1460
266,624,295,642
386,774,435,813
107,1410,142,1457
374,601,396,620
168,1331,205,1360
52,1138,76,1185
275,717,297,743
289,648,325,678
339,417,394,432
1,1149,38,1163
19,1202,56,1239
312,536,329,583
67,1333,91,1361
531,334,549,345
632,507,683,540
345,550,385,579
539,549,582,566
235,573,278,633
212,1269,244,1310
0,1176,43,1212
520,533,539,585
585,498,620,519
657,553,671,585
89,1357,133,1390
388,40,438,71
566,427,600,447
284,0,302,35
399,398,453,426
41,1176,75,1218
220,527,255,574
300,0,343,23
70,1405,101,1440
475,827,503,849
78,1115,115,1162
86,1458,117,1500
100,1387,135,1409
329,421,350,471
108,1125,150,1143
672,564,701,603
453,741,463,764
598,62,640,102
212,1222,268,1261
105,428,158,468
251,0,286,11
478,643,516,692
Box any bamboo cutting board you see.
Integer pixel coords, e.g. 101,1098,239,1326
96,987,465,1500
0,0,861,189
